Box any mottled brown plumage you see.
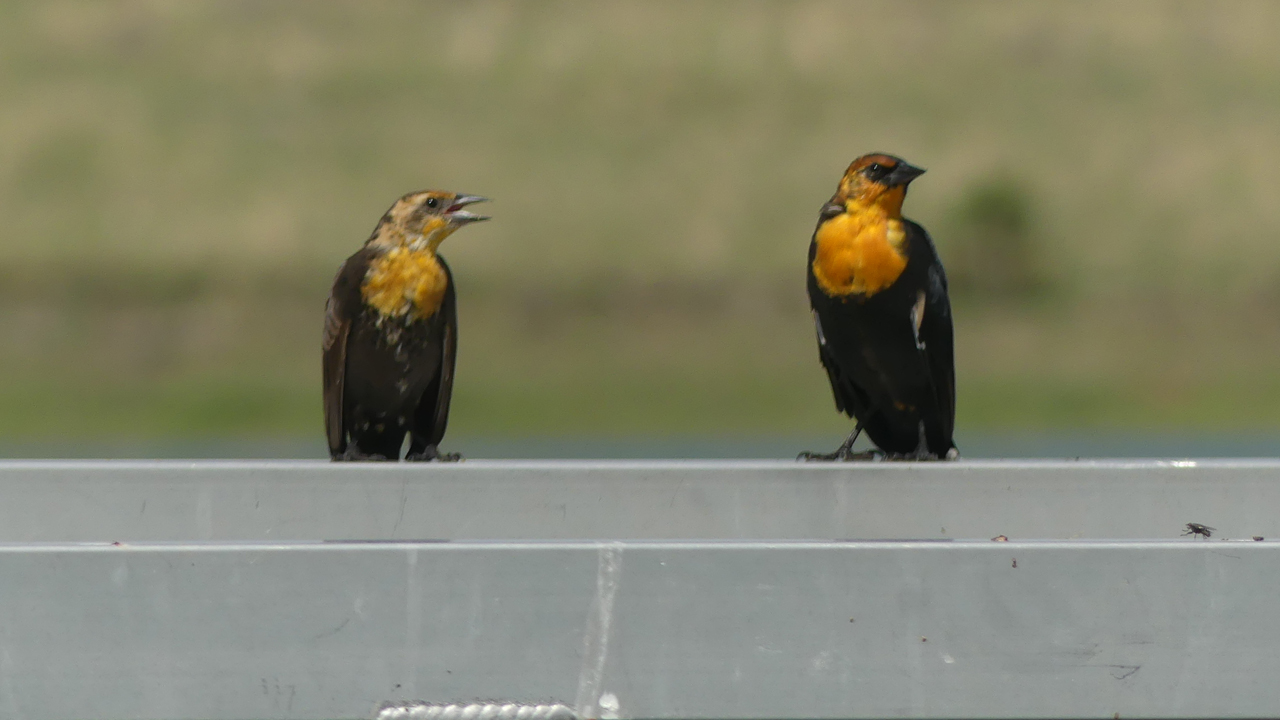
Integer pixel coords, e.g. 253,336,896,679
323,190,489,461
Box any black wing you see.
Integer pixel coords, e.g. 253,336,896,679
322,254,368,458
413,258,458,447
807,236,871,423
911,222,957,449
813,309,854,416
322,294,349,458
814,305,899,445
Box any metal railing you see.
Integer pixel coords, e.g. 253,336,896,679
0,459,1275,719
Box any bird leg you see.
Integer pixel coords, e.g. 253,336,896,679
799,423,881,461
893,421,940,461
889,423,960,461
405,445,462,462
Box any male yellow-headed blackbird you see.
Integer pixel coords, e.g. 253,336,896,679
800,154,957,461
323,190,489,461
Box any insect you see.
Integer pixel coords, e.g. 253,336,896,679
1183,523,1215,539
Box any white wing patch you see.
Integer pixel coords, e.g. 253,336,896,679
813,310,827,346
910,290,926,350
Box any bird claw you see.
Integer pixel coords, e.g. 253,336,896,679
334,447,393,461
893,448,960,461
798,448,884,462
799,448,959,462
405,448,463,462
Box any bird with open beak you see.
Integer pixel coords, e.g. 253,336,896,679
323,190,490,460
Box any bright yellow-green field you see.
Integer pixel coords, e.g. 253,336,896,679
3,1,1280,443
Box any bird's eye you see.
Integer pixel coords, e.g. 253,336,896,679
867,163,883,174
425,197,439,209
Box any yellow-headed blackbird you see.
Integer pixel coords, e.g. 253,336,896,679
323,190,489,461
801,154,957,461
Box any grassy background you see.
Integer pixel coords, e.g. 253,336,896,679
3,1,1280,449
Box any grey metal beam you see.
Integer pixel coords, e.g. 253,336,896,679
0,540,1275,720
0,459,1275,541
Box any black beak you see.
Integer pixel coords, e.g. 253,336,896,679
446,194,491,223
885,162,925,187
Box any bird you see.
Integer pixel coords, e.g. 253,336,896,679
799,153,957,461
323,189,489,461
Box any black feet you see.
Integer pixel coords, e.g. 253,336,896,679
798,448,957,462
331,440,462,462
405,446,462,462
895,449,940,461
799,424,871,461
798,448,884,462
333,447,394,461
798,422,960,462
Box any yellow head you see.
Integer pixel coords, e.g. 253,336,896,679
824,153,925,221
366,189,490,252
809,154,925,298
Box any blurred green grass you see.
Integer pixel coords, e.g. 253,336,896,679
3,1,1280,443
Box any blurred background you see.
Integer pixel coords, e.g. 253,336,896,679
3,0,1280,458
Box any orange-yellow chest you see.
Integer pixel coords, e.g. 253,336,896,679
361,246,448,322
811,210,908,298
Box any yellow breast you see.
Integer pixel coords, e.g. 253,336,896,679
811,212,907,298
361,247,448,321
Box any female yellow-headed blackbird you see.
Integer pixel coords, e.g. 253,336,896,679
801,154,957,461
323,190,489,461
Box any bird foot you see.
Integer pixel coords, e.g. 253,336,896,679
871,449,938,461
880,447,960,461
405,447,463,462
798,448,959,462
333,448,394,462
798,448,884,462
